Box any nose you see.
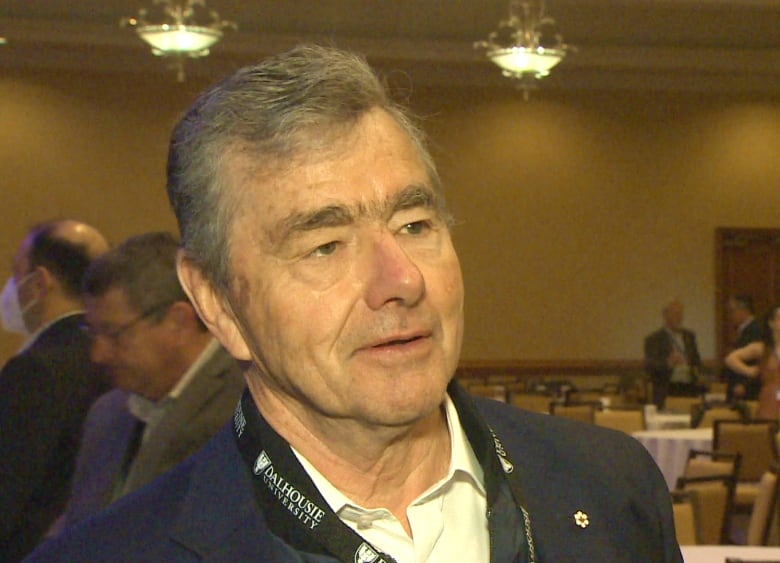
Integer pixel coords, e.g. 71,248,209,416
362,230,425,310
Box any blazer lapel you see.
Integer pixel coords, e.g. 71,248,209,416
124,346,238,491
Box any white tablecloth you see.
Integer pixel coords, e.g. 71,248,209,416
632,427,713,489
646,412,692,430
681,544,780,562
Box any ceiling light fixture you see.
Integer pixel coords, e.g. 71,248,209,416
475,0,571,97
121,0,236,81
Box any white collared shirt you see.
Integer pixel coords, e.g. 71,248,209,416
294,396,489,563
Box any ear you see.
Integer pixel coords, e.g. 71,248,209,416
176,251,252,361
30,266,53,297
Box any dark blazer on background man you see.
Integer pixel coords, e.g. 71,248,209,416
725,318,763,400
58,343,245,530
0,313,109,563
644,328,702,408
29,383,682,562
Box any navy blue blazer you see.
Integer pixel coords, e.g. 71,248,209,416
27,391,682,562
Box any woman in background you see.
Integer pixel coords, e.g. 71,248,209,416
725,303,780,420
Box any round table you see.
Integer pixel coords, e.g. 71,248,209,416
681,544,780,562
631,427,713,489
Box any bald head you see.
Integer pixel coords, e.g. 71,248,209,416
16,219,109,300
50,220,110,260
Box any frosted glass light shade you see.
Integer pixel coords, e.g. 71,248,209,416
137,24,222,56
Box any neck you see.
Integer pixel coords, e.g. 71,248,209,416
247,376,451,535
32,296,83,331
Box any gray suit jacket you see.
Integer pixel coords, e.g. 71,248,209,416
59,342,244,530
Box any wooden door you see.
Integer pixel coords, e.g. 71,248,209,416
715,228,780,365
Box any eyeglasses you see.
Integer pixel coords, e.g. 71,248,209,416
80,301,174,344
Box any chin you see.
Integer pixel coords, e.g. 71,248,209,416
365,383,447,427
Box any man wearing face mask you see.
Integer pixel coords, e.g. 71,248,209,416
0,219,111,562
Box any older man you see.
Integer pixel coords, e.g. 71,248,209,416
644,299,703,408
29,46,681,562
0,219,110,562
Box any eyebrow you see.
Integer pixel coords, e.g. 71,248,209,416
273,184,438,248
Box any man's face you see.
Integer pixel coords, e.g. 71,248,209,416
664,302,684,331
221,108,464,428
85,287,178,400
728,299,749,326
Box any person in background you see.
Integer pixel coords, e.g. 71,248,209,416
55,231,244,532
725,303,780,420
0,219,110,562
724,295,762,401
644,299,703,409
28,45,682,562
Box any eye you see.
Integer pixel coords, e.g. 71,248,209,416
310,241,339,257
401,220,431,236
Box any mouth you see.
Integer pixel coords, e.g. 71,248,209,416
371,334,425,348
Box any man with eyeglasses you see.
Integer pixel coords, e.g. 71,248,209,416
0,219,110,562
52,231,244,533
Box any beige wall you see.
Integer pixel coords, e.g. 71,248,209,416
1,67,779,365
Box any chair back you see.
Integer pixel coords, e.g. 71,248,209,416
714,420,779,482
744,400,760,420
671,490,698,545
466,384,507,402
695,406,742,429
675,473,737,544
594,407,646,434
746,465,780,545
665,396,702,414
550,402,596,424
684,450,741,480
510,393,553,414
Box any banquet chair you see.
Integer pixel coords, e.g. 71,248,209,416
694,405,742,429
594,407,646,434
675,473,737,545
671,490,699,545
485,373,519,386
745,465,780,546
708,381,728,395
665,396,702,414
567,389,603,404
714,419,780,510
744,400,760,420
684,450,741,480
550,402,596,424
466,384,507,402
510,393,553,414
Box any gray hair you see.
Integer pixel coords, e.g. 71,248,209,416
166,44,445,291
83,231,194,326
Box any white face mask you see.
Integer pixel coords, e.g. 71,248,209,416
1,273,36,336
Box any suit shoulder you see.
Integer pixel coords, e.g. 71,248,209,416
475,398,655,473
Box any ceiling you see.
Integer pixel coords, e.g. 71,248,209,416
1,0,779,94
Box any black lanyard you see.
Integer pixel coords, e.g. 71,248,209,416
232,382,535,562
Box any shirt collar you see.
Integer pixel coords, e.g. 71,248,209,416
293,393,485,515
